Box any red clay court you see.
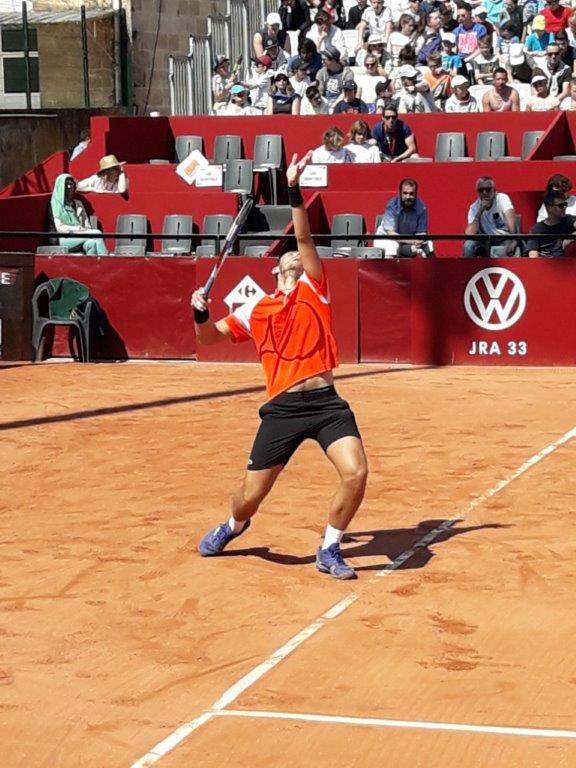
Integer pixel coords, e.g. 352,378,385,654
1,361,575,767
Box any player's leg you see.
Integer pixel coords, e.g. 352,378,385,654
198,395,305,557
315,399,368,580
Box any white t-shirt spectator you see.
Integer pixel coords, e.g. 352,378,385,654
560,96,576,110
77,172,129,194
306,24,348,58
355,73,385,104
311,146,354,163
527,94,560,111
344,141,381,162
301,94,331,113
361,6,392,35
467,192,514,236
290,74,311,97
218,102,261,115
388,0,411,22
246,70,273,111
444,92,480,112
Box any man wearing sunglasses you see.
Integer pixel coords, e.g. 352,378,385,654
371,104,418,162
463,176,517,257
527,193,576,258
533,44,571,100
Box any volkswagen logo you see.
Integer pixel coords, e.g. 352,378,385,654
464,268,526,331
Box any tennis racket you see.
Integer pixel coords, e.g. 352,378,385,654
202,195,254,297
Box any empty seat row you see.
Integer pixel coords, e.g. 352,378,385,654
434,130,543,163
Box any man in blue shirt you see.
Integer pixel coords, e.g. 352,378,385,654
374,178,432,257
371,104,418,162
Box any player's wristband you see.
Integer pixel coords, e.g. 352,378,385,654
287,185,304,208
193,307,210,324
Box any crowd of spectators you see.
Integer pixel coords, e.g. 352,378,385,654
211,0,576,116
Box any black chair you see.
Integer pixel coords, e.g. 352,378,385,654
522,130,544,159
115,214,148,256
175,135,203,162
435,132,468,162
200,214,234,256
213,134,243,167
161,214,193,254
331,213,364,250
253,134,283,204
475,131,507,161
223,159,253,195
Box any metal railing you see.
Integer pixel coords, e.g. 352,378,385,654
207,13,232,61
246,0,266,32
168,55,193,116
227,0,250,73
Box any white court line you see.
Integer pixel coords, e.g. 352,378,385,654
215,709,576,740
130,425,576,767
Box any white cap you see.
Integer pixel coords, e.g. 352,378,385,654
531,74,548,84
398,64,418,79
509,43,525,65
451,75,469,87
266,11,282,27
441,31,456,44
367,33,384,45
474,5,487,14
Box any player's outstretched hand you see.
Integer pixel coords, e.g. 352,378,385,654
286,150,313,187
190,288,210,312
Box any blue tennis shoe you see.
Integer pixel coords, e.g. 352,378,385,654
316,543,357,580
198,519,251,557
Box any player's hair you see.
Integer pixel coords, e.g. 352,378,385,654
493,67,508,77
476,175,495,189
543,191,567,208
315,9,330,25
546,174,572,193
322,127,345,151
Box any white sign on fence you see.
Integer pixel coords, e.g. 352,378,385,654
195,165,223,187
300,164,328,187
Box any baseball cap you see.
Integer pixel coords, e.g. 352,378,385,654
451,74,469,87
441,32,456,44
291,56,308,70
266,11,282,27
367,33,384,45
398,64,418,79
213,54,229,71
531,74,548,84
343,80,357,90
532,14,546,30
473,5,487,14
257,53,273,67
230,84,248,95
321,43,341,61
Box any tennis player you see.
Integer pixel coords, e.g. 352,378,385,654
191,151,367,580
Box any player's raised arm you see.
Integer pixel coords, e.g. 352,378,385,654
286,151,322,282
191,288,232,345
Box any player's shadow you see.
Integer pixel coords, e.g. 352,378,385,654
220,519,510,571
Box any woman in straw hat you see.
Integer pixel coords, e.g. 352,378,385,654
77,154,129,194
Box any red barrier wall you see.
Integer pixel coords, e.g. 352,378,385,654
360,259,576,365
35,255,197,359
0,151,69,198
195,257,359,363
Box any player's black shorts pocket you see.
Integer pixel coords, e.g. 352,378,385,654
248,386,362,471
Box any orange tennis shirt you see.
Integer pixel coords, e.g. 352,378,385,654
223,267,339,401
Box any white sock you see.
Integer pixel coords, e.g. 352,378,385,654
322,524,344,550
228,516,246,534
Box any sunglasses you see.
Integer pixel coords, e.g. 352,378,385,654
478,186,494,192
365,61,377,66
384,114,397,120
553,201,568,208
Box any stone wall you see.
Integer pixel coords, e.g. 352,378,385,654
37,17,116,108
0,108,119,188
130,0,227,115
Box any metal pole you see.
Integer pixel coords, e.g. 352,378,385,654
113,0,122,106
21,2,32,110
80,4,91,108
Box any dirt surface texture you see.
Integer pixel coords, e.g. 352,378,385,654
1,362,575,768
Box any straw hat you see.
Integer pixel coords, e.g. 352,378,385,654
98,154,125,173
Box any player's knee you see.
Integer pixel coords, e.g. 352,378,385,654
341,462,368,493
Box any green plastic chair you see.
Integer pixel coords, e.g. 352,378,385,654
32,278,94,362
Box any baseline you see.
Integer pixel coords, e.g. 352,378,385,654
129,424,576,768
214,709,576,740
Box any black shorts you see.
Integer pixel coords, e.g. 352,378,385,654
248,385,362,471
